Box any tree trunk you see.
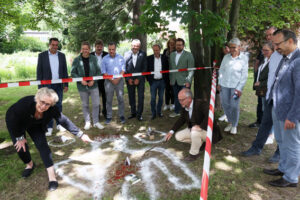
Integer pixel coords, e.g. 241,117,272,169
188,0,209,100
132,0,147,52
227,0,240,41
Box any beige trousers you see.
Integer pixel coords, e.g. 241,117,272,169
175,127,207,155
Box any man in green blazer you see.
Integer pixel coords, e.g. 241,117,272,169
169,38,194,117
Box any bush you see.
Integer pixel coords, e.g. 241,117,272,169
0,36,47,54
18,36,48,52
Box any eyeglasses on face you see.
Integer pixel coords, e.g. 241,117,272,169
273,39,289,47
39,100,52,107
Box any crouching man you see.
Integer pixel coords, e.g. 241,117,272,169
165,88,222,162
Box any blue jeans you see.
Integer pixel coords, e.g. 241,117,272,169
220,87,240,127
252,101,273,150
278,119,300,183
150,79,165,116
172,82,184,114
39,84,63,128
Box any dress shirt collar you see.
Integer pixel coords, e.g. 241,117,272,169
48,50,58,56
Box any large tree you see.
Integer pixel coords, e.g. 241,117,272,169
59,0,132,51
0,0,57,53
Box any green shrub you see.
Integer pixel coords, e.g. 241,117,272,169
18,36,47,52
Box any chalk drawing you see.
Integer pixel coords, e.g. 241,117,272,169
54,132,201,200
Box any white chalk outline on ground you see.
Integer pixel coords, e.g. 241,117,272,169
54,134,201,200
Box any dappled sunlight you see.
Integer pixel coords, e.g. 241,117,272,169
63,96,80,105
138,126,146,131
215,161,232,171
253,182,267,191
248,191,263,200
54,150,65,156
224,155,239,163
234,168,242,174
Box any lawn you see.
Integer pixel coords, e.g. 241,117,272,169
0,70,299,200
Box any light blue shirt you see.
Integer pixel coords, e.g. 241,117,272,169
218,53,248,91
101,53,125,76
266,51,282,100
48,50,59,80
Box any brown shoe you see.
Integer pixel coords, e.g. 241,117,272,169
184,154,200,162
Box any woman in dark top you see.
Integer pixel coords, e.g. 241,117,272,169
5,87,92,191
162,37,176,111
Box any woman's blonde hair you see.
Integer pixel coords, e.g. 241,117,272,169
34,87,59,106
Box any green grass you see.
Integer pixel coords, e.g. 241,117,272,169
0,69,299,200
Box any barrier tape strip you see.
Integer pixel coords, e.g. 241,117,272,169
0,66,212,89
200,62,217,200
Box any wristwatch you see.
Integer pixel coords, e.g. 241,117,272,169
16,135,25,141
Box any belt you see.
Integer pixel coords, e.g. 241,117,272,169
154,78,163,81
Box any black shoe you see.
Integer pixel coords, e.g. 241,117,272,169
184,154,200,162
137,116,143,121
22,162,35,178
151,115,156,120
158,113,163,118
248,122,260,128
128,114,136,119
48,181,59,191
268,178,297,187
241,146,261,157
263,168,284,176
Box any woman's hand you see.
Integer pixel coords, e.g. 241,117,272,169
254,82,260,86
14,139,27,152
81,80,88,86
80,134,93,143
87,80,94,87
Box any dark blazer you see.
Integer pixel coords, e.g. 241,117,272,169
5,96,82,138
255,62,269,97
124,50,147,81
36,50,68,87
171,99,222,144
91,51,108,59
146,54,168,85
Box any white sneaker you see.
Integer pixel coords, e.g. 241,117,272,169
169,112,180,118
56,125,66,132
224,124,232,132
84,122,91,130
230,127,237,134
169,104,175,111
94,122,104,130
163,105,169,111
266,134,274,144
218,114,228,122
45,128,53,136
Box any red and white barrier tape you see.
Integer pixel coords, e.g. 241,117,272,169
200,63,217,200
0,67,212,89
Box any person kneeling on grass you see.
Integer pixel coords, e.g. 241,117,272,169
5,87,92,191
165,88,222,162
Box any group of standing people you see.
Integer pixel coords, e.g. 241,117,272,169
44,37,196,131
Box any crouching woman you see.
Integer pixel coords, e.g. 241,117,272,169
5,87,92,191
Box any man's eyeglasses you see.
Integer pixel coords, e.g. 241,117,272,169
178,97,187,102
273,39,289,47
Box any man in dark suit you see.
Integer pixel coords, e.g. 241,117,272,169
91,39,108,119
124,39,147,121
36,38,68,136
263,29,300,188
146,43,168,119
165,88,222,162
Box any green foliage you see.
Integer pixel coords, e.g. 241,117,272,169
18,36,48,52
59,0,132,52
239,0,300,46
134,0,229,48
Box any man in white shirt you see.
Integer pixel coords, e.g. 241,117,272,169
91,39,108,119
146,44,168,119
